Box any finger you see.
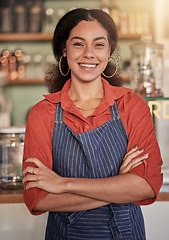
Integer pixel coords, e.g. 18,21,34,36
24,157,43,168
24,181,38,190
22,166,33,176
124,153,149,172
122,148,145,167
22,174,37,184
120,153,149,174
123,145,138,160
22,166,38,176
127,144,138,155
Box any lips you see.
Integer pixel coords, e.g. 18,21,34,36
79,63,97,68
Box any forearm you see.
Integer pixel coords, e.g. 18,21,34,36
33,192,109,212
64,173,155,204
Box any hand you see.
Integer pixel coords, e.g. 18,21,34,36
119,145,149,175
22,157,65,193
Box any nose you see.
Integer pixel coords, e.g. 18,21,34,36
83,45,94,58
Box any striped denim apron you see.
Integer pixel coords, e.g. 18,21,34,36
45,102,146,240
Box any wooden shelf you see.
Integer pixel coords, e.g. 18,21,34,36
0,33,141,42
0,33,53,41
7,78,45,85
118,33,142,39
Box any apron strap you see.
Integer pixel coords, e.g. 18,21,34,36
110,100,120,119
54,102,63,123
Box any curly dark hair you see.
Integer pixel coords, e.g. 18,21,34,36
45,8,122,93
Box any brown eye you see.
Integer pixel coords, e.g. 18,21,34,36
95,43,105,47
73,42,84,46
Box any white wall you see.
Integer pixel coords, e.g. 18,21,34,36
0,204,47,240
0,202,169,240
142,202,169,240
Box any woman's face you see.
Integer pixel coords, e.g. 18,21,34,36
64,20,111,83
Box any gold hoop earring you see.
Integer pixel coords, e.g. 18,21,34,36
59,55,70,76
102,57,118,78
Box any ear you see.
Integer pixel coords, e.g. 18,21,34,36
63,49,67,57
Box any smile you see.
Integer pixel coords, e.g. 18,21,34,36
79,63,97,68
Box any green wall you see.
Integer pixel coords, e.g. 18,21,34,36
4,84,48,126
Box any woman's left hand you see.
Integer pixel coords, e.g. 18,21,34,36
119,145,149,175
22,157,64,193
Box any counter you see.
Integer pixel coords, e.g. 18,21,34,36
0,186,169,204
0,188,23,204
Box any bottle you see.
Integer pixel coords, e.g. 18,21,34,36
119,12,128,35
130,35,164,97
128,13,136,34
0,50,10,84
0,0,14,33
135,12,143,34
33,53,44,78
57,8,66,20
100,0,110,14
109,0,120,29
29,1,44,32
14,0,27,32
142,12,150,34
0,127,25,189
14,48,25,79
45,8,54,33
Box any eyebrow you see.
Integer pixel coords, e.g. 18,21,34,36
70,36,107,41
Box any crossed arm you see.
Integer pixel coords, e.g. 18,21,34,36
22,145,155,213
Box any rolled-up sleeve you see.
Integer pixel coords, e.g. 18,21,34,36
22,100,55,215
118,92,163,205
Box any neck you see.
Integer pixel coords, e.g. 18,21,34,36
68,78,104,102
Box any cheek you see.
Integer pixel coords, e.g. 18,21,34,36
97,49,109,60
67,52,84,71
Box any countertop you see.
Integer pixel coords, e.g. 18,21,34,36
0,186,169,204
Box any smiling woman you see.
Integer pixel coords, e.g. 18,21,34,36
64,20,111,87
22,8,163,240
45,8,120,93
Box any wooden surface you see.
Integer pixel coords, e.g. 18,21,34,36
0,33,53,41
0,33,141,41
0,188,24,204
0,187,169,204
7,78,45,85
157,192,169,201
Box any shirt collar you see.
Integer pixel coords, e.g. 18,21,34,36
44,78,132,107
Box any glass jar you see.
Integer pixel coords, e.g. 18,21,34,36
0,126,25,189
130,35,164,97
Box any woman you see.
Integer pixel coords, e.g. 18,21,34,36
22,8,163,240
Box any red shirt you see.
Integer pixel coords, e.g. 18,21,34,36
23,79,163,215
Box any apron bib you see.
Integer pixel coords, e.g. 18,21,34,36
45,101,146,240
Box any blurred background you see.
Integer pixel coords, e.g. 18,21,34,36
0,0,169,239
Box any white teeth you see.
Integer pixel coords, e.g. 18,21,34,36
80,64,96,68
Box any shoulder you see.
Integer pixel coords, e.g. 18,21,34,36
117,89,149,112
117,90,152,129
29,91,61,117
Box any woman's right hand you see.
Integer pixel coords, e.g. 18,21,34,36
119,145,149,175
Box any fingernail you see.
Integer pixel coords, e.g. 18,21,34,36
133,144,138,149
139,148,145,152
144,153,149,159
